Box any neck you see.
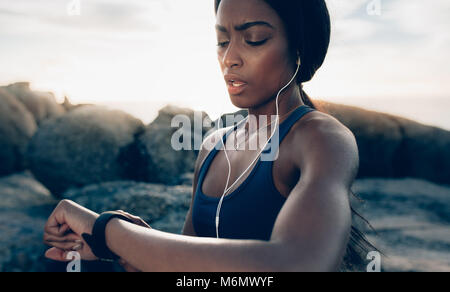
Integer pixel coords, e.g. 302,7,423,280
247,84,305,129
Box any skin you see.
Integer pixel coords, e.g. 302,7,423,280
43,0,358,271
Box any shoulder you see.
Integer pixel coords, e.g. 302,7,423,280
291,110,359,187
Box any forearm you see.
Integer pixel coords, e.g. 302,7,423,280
105,219,284,272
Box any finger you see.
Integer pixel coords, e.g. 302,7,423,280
130,215,151,228
44,222,71,237
44,239,83,251
59,223,71,235
119,259,140,272
117,211,151,228
114,210,151,229
44,224,62,237
43,232,82,244
115,210,143,225
115,210,135,219
115,210,137,219
45,247,71,262
44,205,69,237
122,264,140,273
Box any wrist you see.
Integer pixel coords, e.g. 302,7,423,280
82,212,134,261
104,218,122,255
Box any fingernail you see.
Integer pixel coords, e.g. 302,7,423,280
75,240,83,244
72,244,83,251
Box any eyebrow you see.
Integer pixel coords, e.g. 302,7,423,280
215,21,275,32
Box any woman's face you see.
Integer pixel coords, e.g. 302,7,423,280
216,0,295,109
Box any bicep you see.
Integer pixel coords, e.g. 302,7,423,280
270,119,358,271
270,179,352,271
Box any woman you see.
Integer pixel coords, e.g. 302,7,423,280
43,0,377,272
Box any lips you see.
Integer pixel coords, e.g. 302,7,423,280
224,74,248,95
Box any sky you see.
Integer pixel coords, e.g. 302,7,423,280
0,0,449,128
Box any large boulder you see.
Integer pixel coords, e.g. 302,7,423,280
61,96,93,112
135,105,213,185
3,82,65,125
64,180,191,234
317,101,404,178
318,101,450,185
0,171,57,272
393,118,450,185
0,88,37,177
26,106,145,197
352,177,450,272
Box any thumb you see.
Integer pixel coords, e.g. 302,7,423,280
45,247,71,262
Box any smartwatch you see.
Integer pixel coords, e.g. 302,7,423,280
81,211,134,261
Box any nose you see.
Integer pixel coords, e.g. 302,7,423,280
222,41,243,69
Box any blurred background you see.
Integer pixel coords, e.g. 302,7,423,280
0,0,449,272
1,0,449,127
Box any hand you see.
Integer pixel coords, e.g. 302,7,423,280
43,200,99,261
114,210,152,272
115,210,151,229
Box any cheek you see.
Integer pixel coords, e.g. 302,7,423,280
249,46,289,94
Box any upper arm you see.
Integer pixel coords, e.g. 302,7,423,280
182,127,231,236
270,116,359,271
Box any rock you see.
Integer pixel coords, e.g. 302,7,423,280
0,171,57,272
179,172,195,186
0,88,37,177
0,171,55,210
317,101,404,178
135,105,213,185
64,180,191,234
351,177,450,272
3,82,65,125
26,106,145,197
393,118,450,185
310,100,450,185
61,96,93,112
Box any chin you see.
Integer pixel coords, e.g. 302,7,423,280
229,95,255,109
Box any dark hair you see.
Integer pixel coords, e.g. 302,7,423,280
214,0,329,110
214,0,382,271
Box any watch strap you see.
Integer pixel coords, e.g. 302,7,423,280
81,211,134,261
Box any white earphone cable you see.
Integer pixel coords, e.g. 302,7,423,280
215,58,301,238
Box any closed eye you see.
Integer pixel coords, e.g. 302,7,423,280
217,39,268,48
217,41,229,48
246,39,268,46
